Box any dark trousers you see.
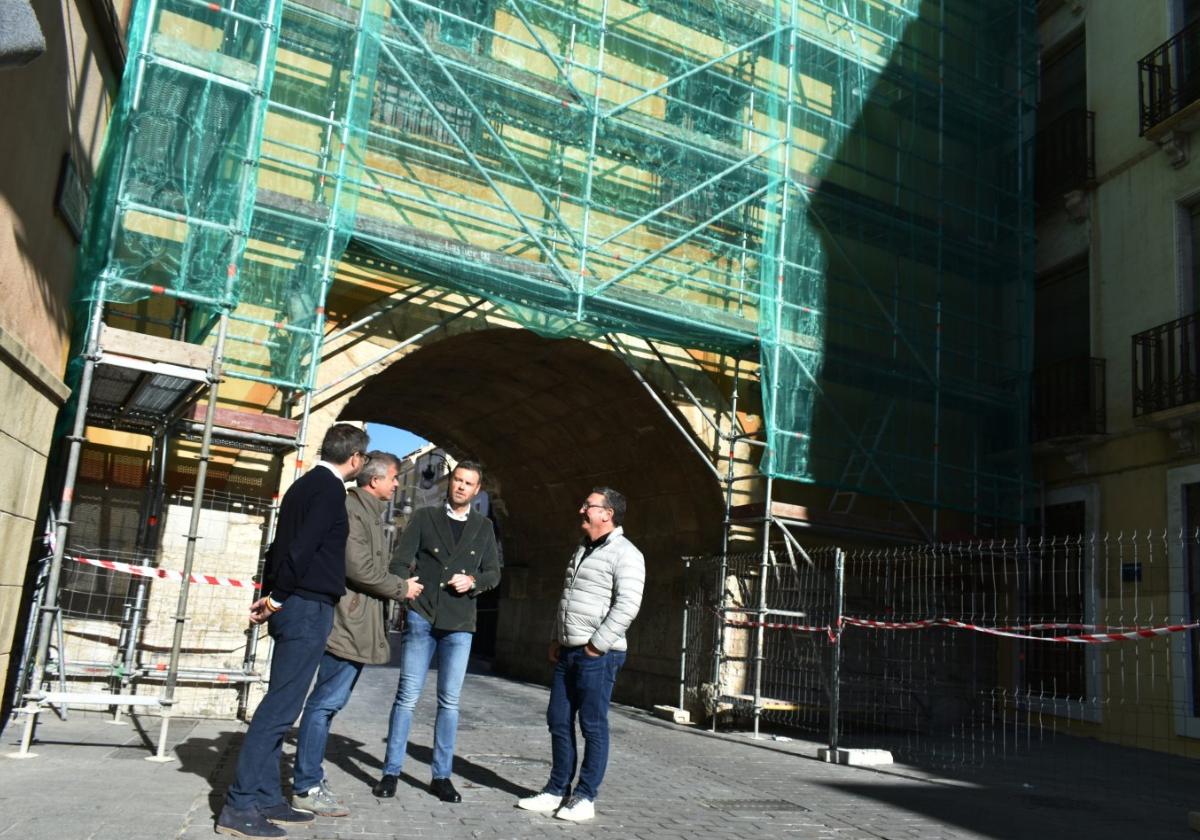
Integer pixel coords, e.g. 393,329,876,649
293,652,363,792
545,646,626,802
226,596,334,810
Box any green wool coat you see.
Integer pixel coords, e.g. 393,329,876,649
390,504,500,633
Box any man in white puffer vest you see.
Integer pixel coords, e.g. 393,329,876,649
516,487,645,823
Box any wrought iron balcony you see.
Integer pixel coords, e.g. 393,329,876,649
1139,18,1200,135
1133,313,1200,416
1032,356,1105,442
1035,109,1095,202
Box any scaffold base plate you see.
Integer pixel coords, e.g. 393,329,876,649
652,705,691,724
818,747,893,767
727,693,800,712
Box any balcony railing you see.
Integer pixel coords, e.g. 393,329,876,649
1035,109,1095,202
1139,18,1200,135
1032,356,1106,441
1133,312,1200,416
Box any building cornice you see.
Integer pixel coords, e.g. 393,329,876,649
0,324,71,406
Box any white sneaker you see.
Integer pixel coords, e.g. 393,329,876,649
554,795,595,822
517,791,564,813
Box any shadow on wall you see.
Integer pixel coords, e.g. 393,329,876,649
0,0,106,365
340,327,725,708
801,0,1033,536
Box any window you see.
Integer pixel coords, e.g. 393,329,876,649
1034,258,1090,367
1185,201,1200,315
373,68,479,150
1022,501,1087,700
403,0,494,53
1186,483,1200,716
1035,30,1089,204
1175,0,1200,29
665,67,747,145
1038,31,1085,127
1018,486,1101,722
1165,464,1200,736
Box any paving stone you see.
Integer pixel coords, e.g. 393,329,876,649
1,655,1195,840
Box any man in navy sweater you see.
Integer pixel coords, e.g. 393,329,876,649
217,423,371,840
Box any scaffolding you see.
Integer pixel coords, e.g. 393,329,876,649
13,0,1037,755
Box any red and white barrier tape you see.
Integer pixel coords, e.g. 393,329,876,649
842,617,934,631
723,612,1199,644
939,618,1199,644
993,622,1105,632
70,554,260,590
722,615,833,634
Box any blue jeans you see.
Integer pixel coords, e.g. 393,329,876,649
381,610,472,779
226,596,334,810
292,652,363,792
545,646,626,802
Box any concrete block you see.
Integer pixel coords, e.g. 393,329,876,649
818,747,894,766
652,704,691,725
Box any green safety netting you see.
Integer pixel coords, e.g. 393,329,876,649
70,0,1036,521
70,0,381,391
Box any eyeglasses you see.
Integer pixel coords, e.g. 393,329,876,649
580,502,611,511
356,451,372,464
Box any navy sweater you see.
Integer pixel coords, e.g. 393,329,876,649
262,466,349,604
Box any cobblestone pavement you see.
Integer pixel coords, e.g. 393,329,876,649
1,655,1194,840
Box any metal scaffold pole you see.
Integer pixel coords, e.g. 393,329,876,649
574,0,609,323
679,557,690,711
112,430,168,726
828,548,844,756
240,492,280,718
931,0,946,540
294,0,376,478
746,0,799,737
150,310,232,761
709,354,749,731
9,278,108,759
710,544,725,733
752,542,771,739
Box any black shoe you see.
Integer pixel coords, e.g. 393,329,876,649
430,777,461,803
372,774,399,798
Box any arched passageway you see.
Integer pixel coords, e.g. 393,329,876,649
342,328,724,706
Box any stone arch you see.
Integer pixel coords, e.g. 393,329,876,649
341,327,724,706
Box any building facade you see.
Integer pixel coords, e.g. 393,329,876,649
1035,0,1200,754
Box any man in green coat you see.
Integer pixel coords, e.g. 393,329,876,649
372,460,501,803
291,451,423,817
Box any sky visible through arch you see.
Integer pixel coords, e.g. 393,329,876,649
366,424,428,459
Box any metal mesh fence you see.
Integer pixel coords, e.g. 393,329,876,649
682,533,1200,804
27,487,272,719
